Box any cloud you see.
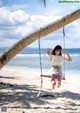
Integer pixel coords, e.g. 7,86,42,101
0,7,31,40
0,6,80,48
72,20,80,35
15,15,60,36
0,7,30,25
0,7,60,38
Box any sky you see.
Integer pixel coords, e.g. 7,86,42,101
0,0,80,48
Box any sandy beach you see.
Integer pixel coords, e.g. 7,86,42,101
0,69,80,113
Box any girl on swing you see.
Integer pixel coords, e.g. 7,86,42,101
47,45,72,90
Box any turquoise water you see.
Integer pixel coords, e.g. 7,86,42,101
0,47,80,72
0,47,80,85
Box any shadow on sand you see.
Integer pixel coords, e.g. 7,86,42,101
0,79,80,110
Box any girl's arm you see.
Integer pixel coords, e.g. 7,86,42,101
64,49,72,62
47,48,52,60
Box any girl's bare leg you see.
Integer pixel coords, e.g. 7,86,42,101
52,81,56,89
51,74,56,89
57,81,61,88
57,75,61,88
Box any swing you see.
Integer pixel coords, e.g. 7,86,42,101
37,27,66,97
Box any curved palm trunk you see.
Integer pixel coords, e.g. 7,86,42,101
0,9,80,69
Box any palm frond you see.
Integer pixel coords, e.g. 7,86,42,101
43,0,46,7
40,0,46,8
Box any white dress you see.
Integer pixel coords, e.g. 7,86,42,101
47,55,65,75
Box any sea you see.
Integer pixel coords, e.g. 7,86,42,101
0,47,80,85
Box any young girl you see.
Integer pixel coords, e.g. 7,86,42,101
47,45,72,89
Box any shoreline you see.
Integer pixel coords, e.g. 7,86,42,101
1,67,80,86
0,69,80,113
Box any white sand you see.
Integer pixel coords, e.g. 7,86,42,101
0,69,80,113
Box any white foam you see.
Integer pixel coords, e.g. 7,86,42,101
16,54,46,57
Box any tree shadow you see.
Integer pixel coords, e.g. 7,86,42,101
0,82,49,109
0,82,80,110
0,76,16,79
55,91,80,100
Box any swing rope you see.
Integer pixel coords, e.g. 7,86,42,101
63,27,66,78
37,34,43,97
37,27,66,97
38,38,43,75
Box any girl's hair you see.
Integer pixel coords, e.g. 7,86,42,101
51,45,62,55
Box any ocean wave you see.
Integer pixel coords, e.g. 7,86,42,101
16,53,80,57
64,54,80,57
16,54,47,57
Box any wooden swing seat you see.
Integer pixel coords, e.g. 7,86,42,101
40,74,66,80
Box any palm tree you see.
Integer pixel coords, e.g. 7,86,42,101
42,0,46,7
0,9,80,69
